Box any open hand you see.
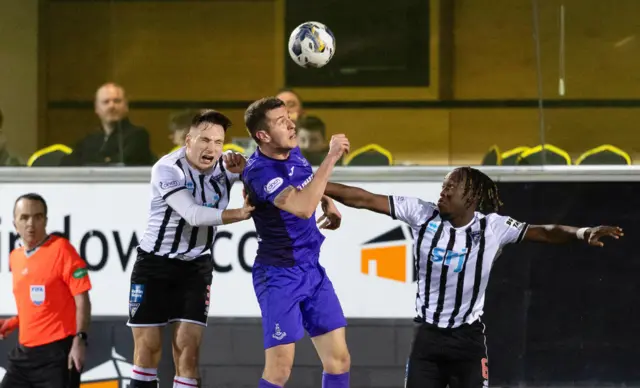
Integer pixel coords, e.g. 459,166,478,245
317,196,342,230
586,226,624,247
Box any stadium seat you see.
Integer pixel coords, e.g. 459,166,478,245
344,144,393,166
223,143,246,154
27,144,72,167
575,144,631,165
501,146,529,165
481,145,502,166
516,144,571,165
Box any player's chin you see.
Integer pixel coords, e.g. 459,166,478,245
288,136,298,148
437,205,452,219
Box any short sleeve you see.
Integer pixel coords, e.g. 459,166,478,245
244,165,292,204
151,163,187,200
59,240,92,296
486,213,529,246
388,195,437,227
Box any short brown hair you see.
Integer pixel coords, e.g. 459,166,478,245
169,109,201,132
244,97,285,143
192,109,232,131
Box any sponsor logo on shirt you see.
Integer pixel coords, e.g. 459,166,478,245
264,177,284,194
159,180,179,190
212,173,226,184
296,174,313,190
504,217,522,230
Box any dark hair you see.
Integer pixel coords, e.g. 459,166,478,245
169,109,202,132
244,97,286,143
455,167,503,214
296,115,326,138
14,193,48,217
191,109,232,131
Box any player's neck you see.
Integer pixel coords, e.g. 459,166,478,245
258,145,290,160
448,212,475,228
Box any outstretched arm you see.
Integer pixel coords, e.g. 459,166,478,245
524,225,623,246
324,182,390,216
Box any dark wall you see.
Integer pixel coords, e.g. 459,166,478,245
0,181,638,387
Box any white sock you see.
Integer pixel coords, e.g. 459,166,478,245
174,376,199,388
132,365,157,382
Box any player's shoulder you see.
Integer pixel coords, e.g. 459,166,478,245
243,150,276,180
9,245,24,261
154,147,185,169
481,212,520,229
151,148,187,180
47,235,77,253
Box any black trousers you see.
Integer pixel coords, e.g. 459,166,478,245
0,336,78,388
406,320,489,388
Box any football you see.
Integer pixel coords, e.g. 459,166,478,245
288,21,335,68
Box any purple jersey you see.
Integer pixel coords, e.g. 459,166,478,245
242,147,325,266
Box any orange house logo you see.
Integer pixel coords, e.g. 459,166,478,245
360,226,417,283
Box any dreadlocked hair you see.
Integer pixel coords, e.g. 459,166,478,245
456,167,503,214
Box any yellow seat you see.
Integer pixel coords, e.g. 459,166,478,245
27,144,72,167
575,145,631,165
481,145,502,166
516,144,571,165
223,144,246,154
501,146,529,166
344,144,393,166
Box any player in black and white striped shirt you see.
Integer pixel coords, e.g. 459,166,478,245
128,110,253,388
325,167,622,388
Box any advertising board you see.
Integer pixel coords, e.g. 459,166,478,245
0,181,443,318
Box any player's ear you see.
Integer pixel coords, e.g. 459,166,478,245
256,130,270,143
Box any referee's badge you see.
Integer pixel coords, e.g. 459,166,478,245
30,285,45,306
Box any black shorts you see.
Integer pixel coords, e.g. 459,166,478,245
0,336,76,388
127,249,213,327
406,320,489,388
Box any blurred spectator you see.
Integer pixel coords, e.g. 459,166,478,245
277,88,305,122
62,83,153,166
0,108,23,166
297,115,338,166
168,109,201,152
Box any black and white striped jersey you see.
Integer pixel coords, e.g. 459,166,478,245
138,147,240,260
388,195,529,328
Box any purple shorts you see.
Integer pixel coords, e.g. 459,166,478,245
252,261,347,349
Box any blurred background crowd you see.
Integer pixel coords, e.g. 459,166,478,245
1,0,638,169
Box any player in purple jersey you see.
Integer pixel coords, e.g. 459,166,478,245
241,97,351,388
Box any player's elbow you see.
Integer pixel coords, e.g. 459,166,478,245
290,207,314,219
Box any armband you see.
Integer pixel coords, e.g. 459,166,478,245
576,227,589,240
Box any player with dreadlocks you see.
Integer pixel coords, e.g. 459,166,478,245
323,167,622,388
